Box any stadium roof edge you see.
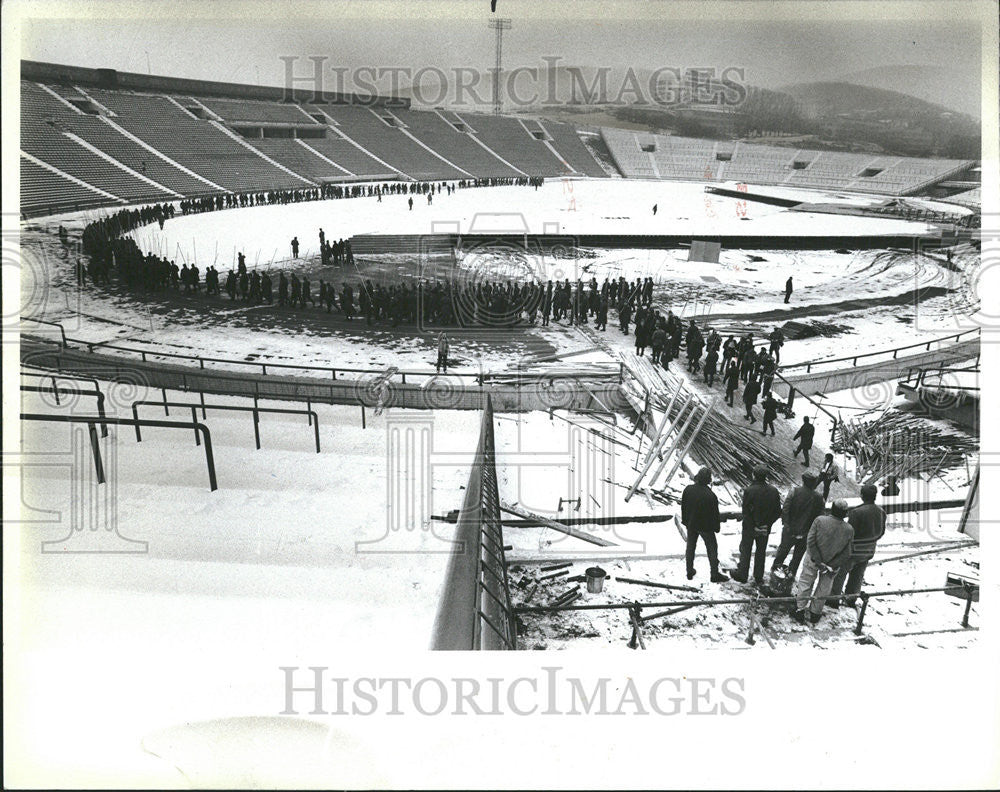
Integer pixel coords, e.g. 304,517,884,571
20,59,407,108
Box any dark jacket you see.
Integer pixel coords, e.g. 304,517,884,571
793,422,815,449
681,483,721,534
742,483,782,531
848,502,887,560
781,485,825,537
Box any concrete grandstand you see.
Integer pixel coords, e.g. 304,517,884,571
20,59,980,217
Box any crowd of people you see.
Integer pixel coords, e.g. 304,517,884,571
175,176,544,217
681,464,887,625
71,179,546,297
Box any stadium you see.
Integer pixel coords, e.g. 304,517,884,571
7,9,988,783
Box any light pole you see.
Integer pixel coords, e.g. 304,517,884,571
487,18,511,116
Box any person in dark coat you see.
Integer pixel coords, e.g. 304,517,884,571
743,377,761,422
784,276,793,304
634,313,649,355
686,321,704,373
291,236,299,258
278,272,288,306
619,301,631,334
680,467,729,583
761,392,779,436
769,327,784,363
650,325,666,365
703,347,718,386
733,465,782,585
741,341,757,384
792,416,815,467
724,357,740,407
829,484,886,608
772,471,824,577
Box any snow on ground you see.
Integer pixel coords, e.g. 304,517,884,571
122,180,942,270
512,518,979,651
10,385,505,783
22,203,977,377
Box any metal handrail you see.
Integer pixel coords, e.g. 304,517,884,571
27,327,622,387
431,395,517,650
782,328,980,374
20,384,109,437
21,317,69,348
132,399,320,452
515,584,975,637
20,412,218,491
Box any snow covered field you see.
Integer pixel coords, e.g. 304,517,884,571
20,178,978,376
123,179,947,270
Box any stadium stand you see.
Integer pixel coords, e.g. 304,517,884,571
601,128,658,178
603,127,975,196
943,186,981,209
323,105,466,180
20,154,116,214
18,60,973,216
458,113,571,176
21,123,173,203
197,97,320,125
295,127,399,179
723,142,797,183
85,88,310,191
243,138,353,182
651,135,720,180
540,120,609,177
392,109,520,178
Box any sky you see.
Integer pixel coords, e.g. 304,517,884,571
17,1,984,111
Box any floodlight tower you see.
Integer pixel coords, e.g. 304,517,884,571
488,18,512,116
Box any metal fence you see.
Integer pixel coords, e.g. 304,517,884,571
431,396,517,650
780,328,980,375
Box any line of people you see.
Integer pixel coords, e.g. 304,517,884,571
177,176,544,217
681,464,887,625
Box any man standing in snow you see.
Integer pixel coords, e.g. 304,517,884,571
772,471,824,578
724,357,740,407
829,484,886,608
436,332,449,373
291,236,299,258
793,499,853,624
769,326,785,363
761,391,780,436
792,416,815,467
680,468,729,583
743,376,761,422
784,276,793,304
733,465,782,586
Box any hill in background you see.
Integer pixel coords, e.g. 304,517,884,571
833,64,980,118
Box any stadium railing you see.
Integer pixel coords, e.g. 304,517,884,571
781,327,981,374
431,395,517,650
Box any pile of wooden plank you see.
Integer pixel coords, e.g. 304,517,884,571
834,411,978,482
623,355,794,490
